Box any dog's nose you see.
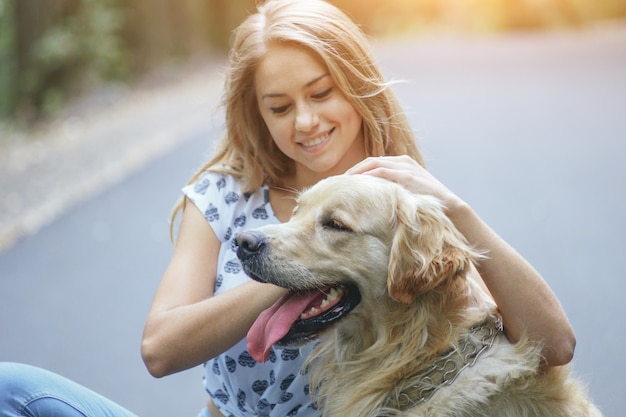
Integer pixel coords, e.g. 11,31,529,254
235,231,267,261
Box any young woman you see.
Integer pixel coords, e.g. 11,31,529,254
0,1,575,416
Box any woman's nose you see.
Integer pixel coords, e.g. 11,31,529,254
295,103,319,132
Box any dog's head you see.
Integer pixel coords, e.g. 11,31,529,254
236,174,479,362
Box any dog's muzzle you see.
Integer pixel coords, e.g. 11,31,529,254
235,230,363,363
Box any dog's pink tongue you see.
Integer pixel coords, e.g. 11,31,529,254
247,291,319,363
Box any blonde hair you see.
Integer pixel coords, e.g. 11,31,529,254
171,0,423,238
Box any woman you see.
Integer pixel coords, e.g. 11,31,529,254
0,1,575,416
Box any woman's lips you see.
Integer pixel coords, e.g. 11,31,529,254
300,128,334,149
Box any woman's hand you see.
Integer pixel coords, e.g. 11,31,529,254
346,155,462,213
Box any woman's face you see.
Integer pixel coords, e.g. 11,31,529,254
255,43,365,188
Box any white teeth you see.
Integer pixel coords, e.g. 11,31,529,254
302,132,330,147
300,307,319,320
299,287,343,320
327,287,339,301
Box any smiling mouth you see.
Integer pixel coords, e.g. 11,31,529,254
301,128,334,148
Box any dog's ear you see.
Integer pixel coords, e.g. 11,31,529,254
387,194,471,304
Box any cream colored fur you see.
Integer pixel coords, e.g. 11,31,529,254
246,174,602,417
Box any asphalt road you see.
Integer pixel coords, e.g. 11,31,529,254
1,27,625,416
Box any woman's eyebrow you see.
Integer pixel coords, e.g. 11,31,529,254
261,73,330,100
305,73,329,88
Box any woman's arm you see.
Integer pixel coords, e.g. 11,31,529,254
141,200,287,377
347,155,576,366
445,200,575,366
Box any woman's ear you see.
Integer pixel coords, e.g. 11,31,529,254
387,194,471,304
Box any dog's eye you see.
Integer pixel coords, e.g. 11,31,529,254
323,219,352,232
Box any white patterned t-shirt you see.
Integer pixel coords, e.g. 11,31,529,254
182,171,319,417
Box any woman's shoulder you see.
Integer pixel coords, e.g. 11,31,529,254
183,171,264,207
182,171,273,240
185,170,243,195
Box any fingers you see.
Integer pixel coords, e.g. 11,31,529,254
347,155,456,205
345,156,421,196
345,155,416,176
344,156,378,175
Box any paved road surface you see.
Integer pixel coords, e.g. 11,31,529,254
1,26,625,416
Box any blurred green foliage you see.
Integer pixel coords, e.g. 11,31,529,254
25,0,128,118
0,0,16,119
0,0,130,122
0,0,624,126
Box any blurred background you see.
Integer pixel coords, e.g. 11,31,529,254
1,0,626,126
1,1,625,417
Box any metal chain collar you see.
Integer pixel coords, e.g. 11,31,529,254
386,314,503,411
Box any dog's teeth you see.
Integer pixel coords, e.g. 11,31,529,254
300,307,319,320
299,288,343,320
328,288,339,301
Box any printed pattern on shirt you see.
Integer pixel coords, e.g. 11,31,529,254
183,172,320,417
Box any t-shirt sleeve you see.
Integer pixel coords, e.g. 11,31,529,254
182,172,243,243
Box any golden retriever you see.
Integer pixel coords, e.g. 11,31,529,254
236,174,602,417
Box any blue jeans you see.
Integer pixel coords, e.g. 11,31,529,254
0,362,138,417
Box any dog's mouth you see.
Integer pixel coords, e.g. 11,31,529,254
247,283,361,363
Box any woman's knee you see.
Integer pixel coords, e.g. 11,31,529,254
0,362,45,396
0,362,133,417
0,362,56,416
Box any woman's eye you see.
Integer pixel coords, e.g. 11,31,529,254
323,219,351,232
312,88,332,100
271,104,290,114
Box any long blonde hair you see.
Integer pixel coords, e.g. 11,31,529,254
171,0,424,238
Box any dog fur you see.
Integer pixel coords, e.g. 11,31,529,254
237,174,602,417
